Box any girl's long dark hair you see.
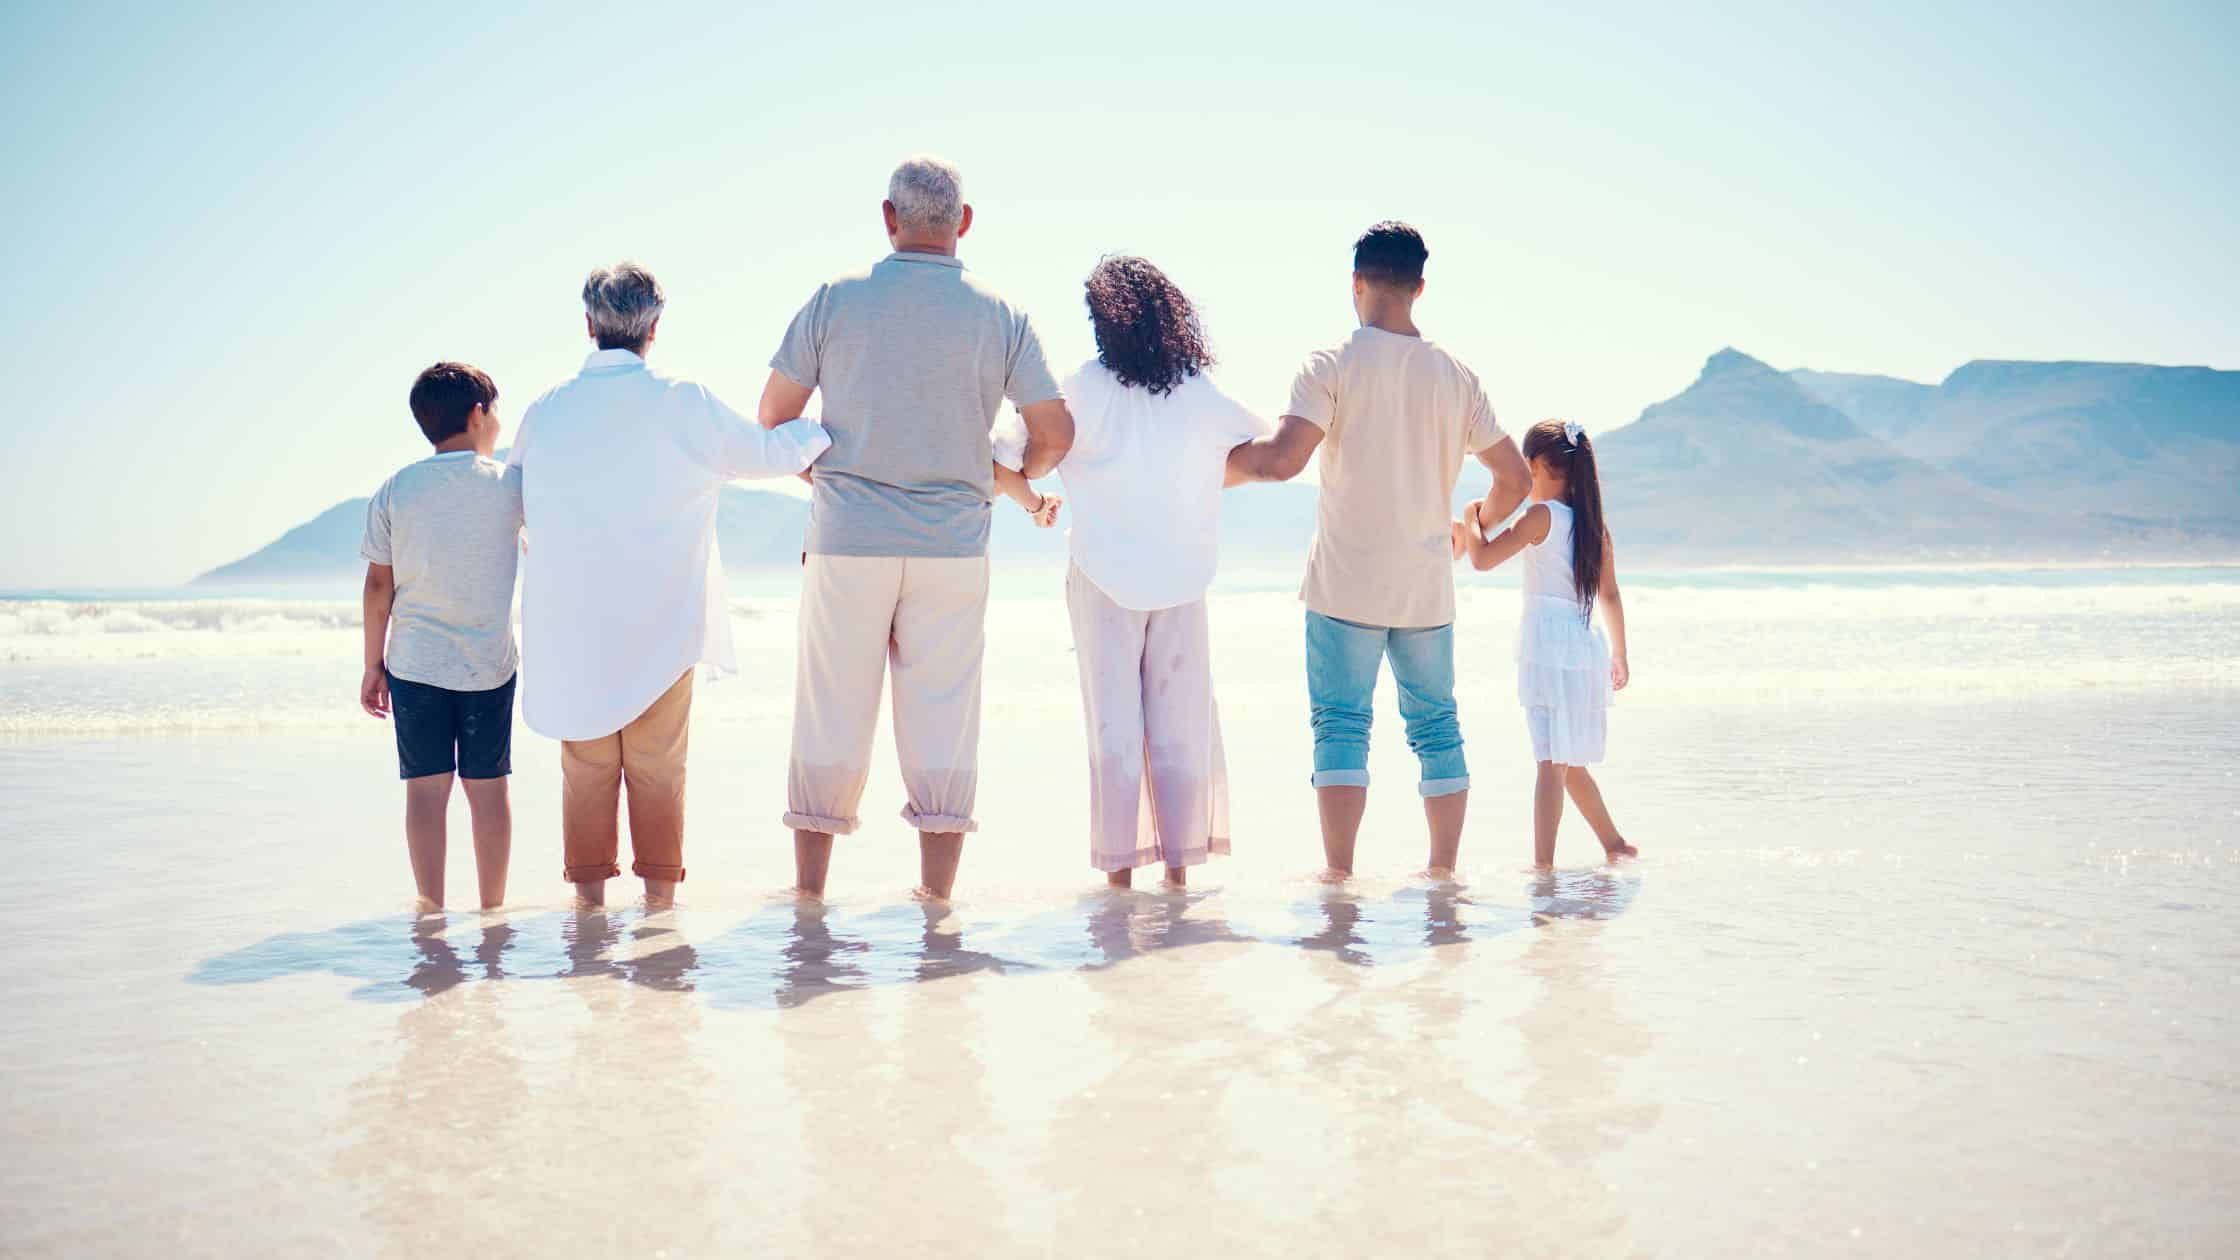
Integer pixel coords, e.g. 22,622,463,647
1520,420,1607,613
1083,255,1212,394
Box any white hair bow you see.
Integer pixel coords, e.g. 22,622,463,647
1563,420,1586,445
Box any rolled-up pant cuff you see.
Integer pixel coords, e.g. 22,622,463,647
900,806,977,834
564,862,622,883
782,811,859,836
1418,775,1471,798
1311,769,1372,789
631,861,686,882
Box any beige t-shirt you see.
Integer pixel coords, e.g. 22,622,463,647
1288,326,1505,628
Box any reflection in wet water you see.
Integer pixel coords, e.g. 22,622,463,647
1509,876,1660,1255
1082,889,1252,965
188,871,1642,1006
774,901,869,1006
336,917,529,1254
1529,868,1640,924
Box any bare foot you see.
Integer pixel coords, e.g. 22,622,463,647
1313,867,1352,885
787,885,825,904
1603,839,1640,861
573,880,606,910
1107,869,1134,890
413,896,443,916
1419,866,1460,883
1161,866,1187,890
910,884,951,904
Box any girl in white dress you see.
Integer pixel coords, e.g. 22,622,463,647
1455,419,1637,866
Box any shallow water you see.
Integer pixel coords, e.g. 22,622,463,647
2,567,2236,1256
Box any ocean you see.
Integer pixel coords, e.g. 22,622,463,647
2,564,2235,1256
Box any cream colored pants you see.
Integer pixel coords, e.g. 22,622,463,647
783,554,988,836
1066,564,1230,872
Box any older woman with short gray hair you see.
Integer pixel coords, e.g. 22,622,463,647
510,260,831,908
581,262,665,352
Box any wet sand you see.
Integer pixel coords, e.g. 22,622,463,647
2,573,2236,1256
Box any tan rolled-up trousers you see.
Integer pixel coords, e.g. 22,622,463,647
561,669,693,883
783,554,987,836
1066,564,1231,872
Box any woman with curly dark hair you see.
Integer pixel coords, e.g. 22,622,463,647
993,255,1270,887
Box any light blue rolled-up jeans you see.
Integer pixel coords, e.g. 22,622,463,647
1304,610,1469,797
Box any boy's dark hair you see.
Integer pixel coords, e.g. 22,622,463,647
407,362,498,445
1353,220,1429,289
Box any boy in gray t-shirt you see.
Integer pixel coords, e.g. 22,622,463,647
359,362,524,910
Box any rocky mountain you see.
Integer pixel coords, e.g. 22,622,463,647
1582,349,2069,558
1787,370,1937,441
1792,360,2240,523
195,499,376,585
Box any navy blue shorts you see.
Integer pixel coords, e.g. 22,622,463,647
387,670,516,781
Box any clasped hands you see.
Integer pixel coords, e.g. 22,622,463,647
1449,499,1487,560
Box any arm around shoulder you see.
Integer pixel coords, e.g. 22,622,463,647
717,379,830,478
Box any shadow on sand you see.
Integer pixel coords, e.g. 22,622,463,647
188,868,1640,1007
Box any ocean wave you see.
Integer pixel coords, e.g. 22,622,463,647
1455,578,2240,625
0,599,359,636
3,578,2233,673
0,600,360,664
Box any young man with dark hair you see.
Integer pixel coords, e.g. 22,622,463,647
1349,220,1429,289
360,360,524,910
1228,220,1531,880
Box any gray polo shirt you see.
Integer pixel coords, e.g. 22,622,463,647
360,451,523,691
770,251,1061,557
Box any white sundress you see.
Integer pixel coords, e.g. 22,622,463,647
1516,499,1613,765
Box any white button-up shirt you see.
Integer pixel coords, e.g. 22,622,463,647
508,348,830,740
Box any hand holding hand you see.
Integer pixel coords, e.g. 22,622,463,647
1610,654,1630,692
1031,494,1063,529
1452,500,1485,560
360,665,391,718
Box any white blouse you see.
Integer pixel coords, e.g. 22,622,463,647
508,348,829,740
998,360,1268,610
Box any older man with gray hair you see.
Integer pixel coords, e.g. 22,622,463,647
511,261,831,908
758,155,1074,901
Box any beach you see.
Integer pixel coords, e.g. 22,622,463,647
2,565,2236,1256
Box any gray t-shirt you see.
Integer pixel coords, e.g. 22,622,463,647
770,251,1061,557
360,451,524,691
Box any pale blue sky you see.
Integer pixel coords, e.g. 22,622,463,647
2,1,2233,586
